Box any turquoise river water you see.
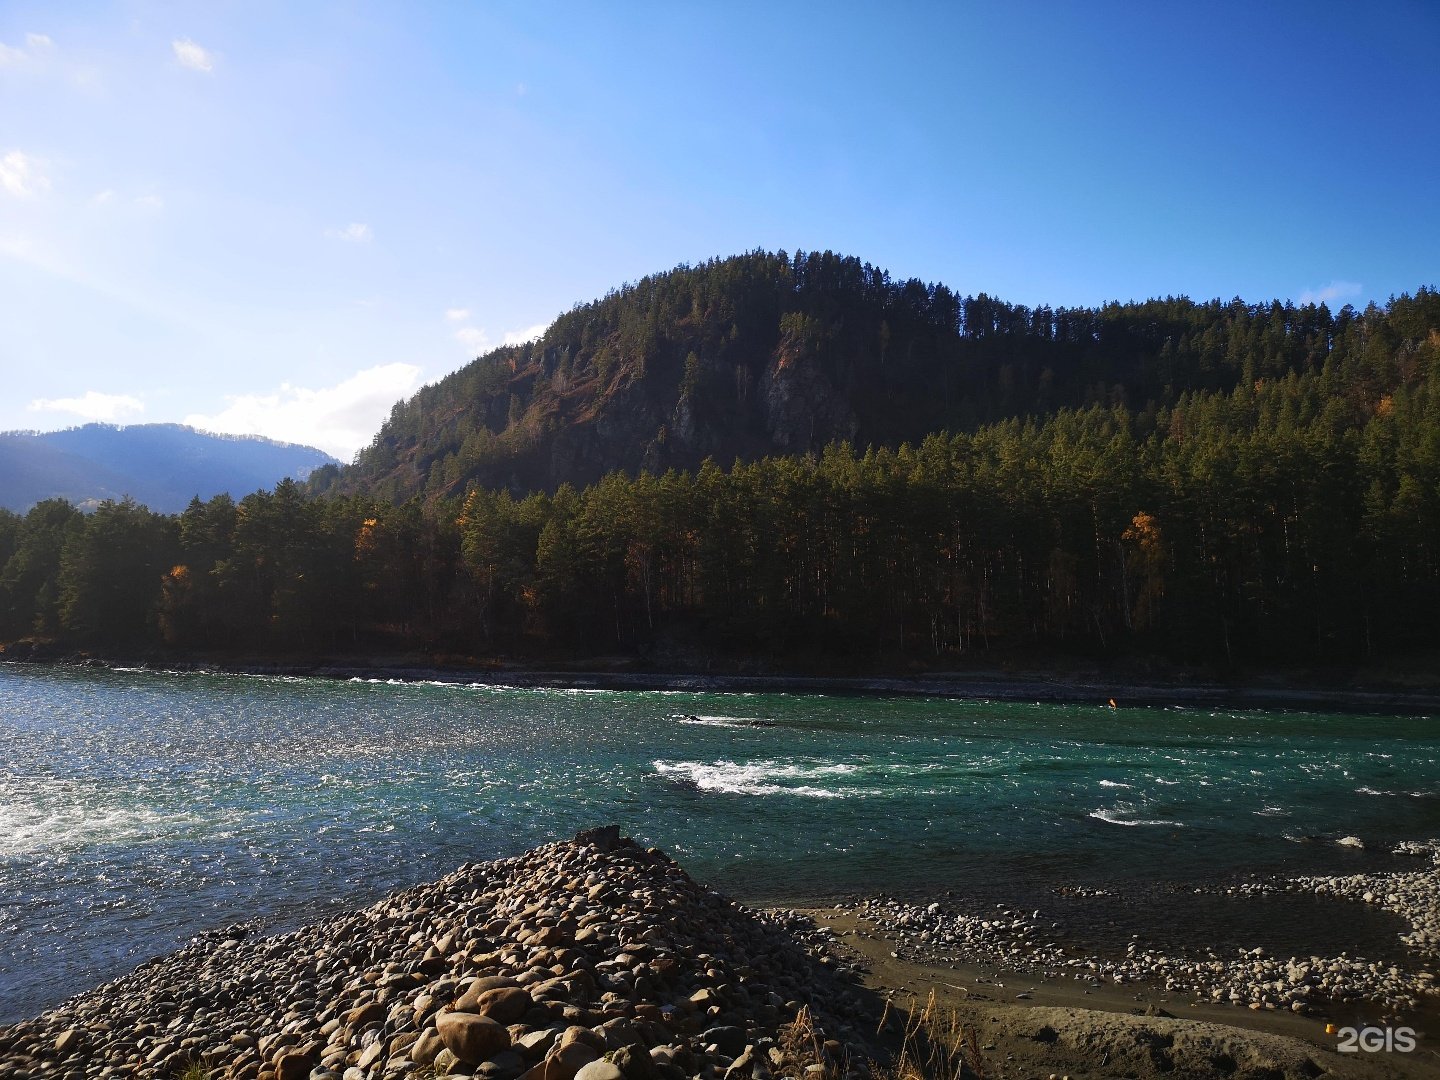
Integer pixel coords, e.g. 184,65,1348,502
2,662,1438,1022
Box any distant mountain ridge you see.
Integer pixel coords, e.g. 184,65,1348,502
0,424,339,514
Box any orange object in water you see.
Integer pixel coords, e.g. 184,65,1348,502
1108,698,1117,708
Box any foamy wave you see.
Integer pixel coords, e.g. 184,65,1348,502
653,759,859,798
1088,806,1185,827
1352,785,1435,798
676,715,769,728
1098,779,1132,789
0,797,196,856
345,677,617,696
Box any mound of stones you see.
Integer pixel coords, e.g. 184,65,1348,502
0,827,875,1080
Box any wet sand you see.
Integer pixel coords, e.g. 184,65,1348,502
798,906,1440,1079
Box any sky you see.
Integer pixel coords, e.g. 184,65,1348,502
2,2,1437,461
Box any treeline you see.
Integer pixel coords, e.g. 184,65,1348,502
320,248,1440,502
3,343,1438,668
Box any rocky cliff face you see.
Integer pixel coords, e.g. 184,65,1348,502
759,351,859,455
321,251,985,501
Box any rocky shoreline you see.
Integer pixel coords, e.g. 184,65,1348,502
0,829,875,1080
852,841,1440,1020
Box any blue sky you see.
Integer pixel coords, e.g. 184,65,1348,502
2,1,1437,459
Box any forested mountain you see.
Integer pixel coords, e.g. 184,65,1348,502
3,254,1438,674
316,250,1433,503
0,424,338,514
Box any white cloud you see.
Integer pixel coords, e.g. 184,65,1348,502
0,150,49,198
453,321,547,355
1298,280,1363,307
454,326,492,352
183,363,423,460
502,322,547,345
28,391,145,422
326,222,372,243
172,38,214,73
133,193,164,211
444,307,470,321
91,189,116,206
0,32,52,66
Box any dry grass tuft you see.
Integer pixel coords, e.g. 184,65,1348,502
779,1004,852,1080
874,990,984,1080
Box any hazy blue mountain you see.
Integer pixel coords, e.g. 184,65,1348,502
0,424,339,514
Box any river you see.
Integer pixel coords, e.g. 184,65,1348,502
2,662,1436,1021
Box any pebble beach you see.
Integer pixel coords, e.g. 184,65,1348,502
0,829,874,1080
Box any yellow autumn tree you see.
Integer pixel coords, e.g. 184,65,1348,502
1121,510,1166,631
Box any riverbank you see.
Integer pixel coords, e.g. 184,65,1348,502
789,842,1440,1076
6,643,1440,715
808,904,1440,1079
2,831,1435,1080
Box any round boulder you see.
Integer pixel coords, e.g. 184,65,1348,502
474,986,535,1024
456,975,522,1012
437,1010,513,1064
574,1061,625,1080
274,1049,314,1080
